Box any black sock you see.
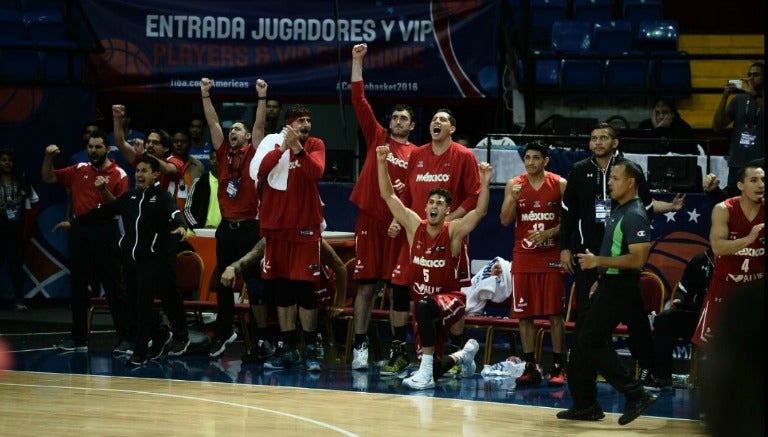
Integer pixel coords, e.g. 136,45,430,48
524,352,536,364
552,352,564,367
305,330,317,344
354,334,367,347
393,325,407,342
450,333,466,350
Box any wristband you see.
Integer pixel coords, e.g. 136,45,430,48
202,95,210,99
257,96,267,100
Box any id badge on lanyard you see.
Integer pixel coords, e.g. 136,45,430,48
226,179,240,199
595,199,611,223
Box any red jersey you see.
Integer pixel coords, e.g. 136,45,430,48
349,81,417,219
53,160,129,217
711,196,765,285
258,136,325,233
512,172,563,272
402,142,480,216
408,221,460,301
215,141,259,219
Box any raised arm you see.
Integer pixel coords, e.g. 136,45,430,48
377,145,420,237
451,162,492,240
499,177,522,227
251,79,268,146
112,105,138,164
41,144,60,183
712,82,737,132
201,78,225,149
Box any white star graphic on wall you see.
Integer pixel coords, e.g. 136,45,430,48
687,208,701,223
664,211,677,222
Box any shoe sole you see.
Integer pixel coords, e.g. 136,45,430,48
168,340,191,357
209,332,238,358
619,395,658,426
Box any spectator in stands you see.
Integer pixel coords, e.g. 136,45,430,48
42,133,131,353
648,249,713,390
559,123,684,386
184,149,221,231
692,164,764,350
499,141,568,387
383,107,480,377
348,43,418,370
188,116,212,172
376,145,489,389
72,155,189,365
257,104,327,372
637,97,696,154
0,148,39,312
201,77,271,359
558,159,658,425
265,99,282,134
170,130,204,226
712,62,765,189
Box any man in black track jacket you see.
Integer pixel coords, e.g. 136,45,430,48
74,155,189,365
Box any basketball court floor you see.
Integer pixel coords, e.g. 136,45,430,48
0,303,707,436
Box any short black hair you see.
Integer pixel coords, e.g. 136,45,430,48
88,130,111,148
146,129,172,151
614,158,644,182
434,108,456,128
138,154,160,172
428,188,452,206
592,122,618,139
524,140,549,158
392,104,415,123
284,104,312,122
737,163,764,182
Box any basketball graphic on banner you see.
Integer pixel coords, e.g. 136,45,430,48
647,231,710,292
89,39,153,86
0,86,46,124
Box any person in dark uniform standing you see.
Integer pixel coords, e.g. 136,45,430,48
557,159,658,426
72,155,188,365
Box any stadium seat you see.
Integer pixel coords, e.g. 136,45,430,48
41,51,83,82
517,57,560,87
604,57,651,103
550,20,592,53
636,19,679,52
27,20,77,48
592,20,635,53
572,0,615,22
560,59,603,90
0,19,31,45
0,0,22,21
652,57,692,98
22,0,64,22
529,0,569,49
621,0,662,29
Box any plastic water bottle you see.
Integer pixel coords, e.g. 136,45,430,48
672,373,690,388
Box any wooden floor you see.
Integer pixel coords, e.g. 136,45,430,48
1,371,707,436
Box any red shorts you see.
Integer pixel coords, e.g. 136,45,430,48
391,236,471,288
510,271,566,318
353,212,403,281
691,278,763,348
412,290,467,361
261,229,322,282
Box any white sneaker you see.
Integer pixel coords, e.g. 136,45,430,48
403,369,435,390
450,338,479,378
351,342,369,370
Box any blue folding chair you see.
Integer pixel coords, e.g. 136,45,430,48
592,20,635,53
637,19,679,52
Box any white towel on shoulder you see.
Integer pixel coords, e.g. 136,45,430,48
250,130,290,191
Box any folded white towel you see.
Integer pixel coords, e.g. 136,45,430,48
250,131,290,191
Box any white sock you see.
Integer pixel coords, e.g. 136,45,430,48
420,354,434,378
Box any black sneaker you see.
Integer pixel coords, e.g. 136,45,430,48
556,403,605,421
127,353,147,367
209,331,238,358
646,377,673,391
168,337,191,357
515,362,543,387
638,368,654,387
148,331,173,360
113,340,132,355
56,339,88,352
619,390,658,425
242,339,275,364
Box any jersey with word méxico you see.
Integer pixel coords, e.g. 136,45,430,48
512,172,562,272
712,196,765,284
402,142,479,216
408,221,460,300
